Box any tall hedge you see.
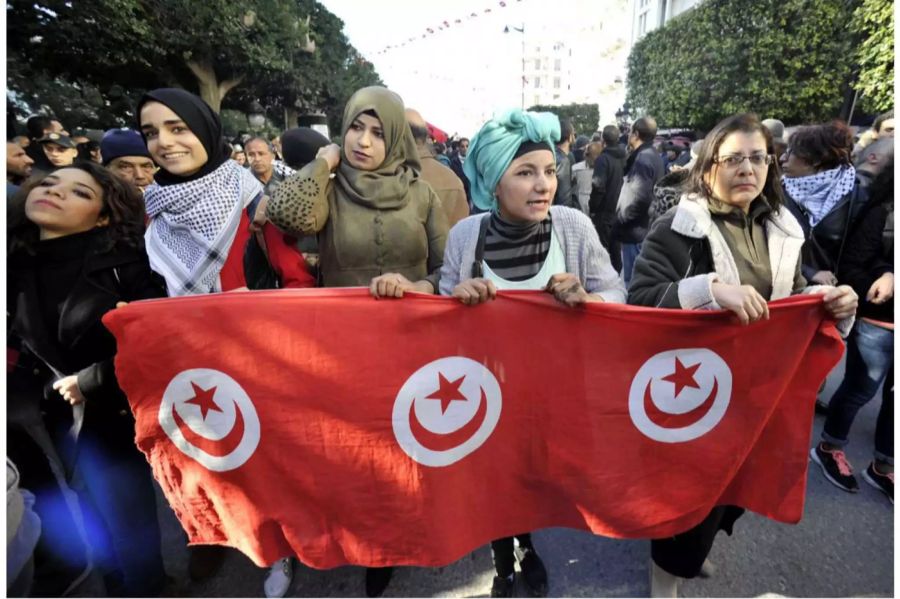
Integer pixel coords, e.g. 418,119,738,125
626,0,855,130
851,0,894,113
527,103,600,136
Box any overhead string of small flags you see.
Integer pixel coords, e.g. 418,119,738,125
372,0,521,56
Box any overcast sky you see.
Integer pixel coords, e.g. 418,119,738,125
318,0,589,136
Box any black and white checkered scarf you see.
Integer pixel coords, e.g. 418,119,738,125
144,160,263,296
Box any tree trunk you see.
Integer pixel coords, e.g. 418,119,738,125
185,58,245,113
284,106,299,130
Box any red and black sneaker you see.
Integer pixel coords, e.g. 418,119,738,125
863,462,894,504
810,443,859,492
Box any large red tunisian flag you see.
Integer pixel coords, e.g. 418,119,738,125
103,290,843,569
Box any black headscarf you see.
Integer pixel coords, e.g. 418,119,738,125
281,127,330,170
136,88,231,186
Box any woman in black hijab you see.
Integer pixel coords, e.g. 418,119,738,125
136,88,313,296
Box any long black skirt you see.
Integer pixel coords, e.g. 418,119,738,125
651,505,745,578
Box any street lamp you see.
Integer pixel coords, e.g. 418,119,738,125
503,23,525,110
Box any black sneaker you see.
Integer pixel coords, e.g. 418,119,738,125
490,574,515,598
516,548,548,597
810,443,859,492
863,462,894,504
365,567,393,598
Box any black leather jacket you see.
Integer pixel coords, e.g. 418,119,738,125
783,180,870,281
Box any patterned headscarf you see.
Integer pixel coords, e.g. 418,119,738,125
783,165,857,227
463,109,561,211
138,88,262,295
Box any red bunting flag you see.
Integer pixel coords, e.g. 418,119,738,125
105,290,842,569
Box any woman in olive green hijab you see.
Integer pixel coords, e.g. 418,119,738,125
267,86,448,296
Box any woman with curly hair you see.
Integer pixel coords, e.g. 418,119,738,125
781,121,869,286
8,162,168,596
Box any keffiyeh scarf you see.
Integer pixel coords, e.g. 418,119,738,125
783,165,856,227
144,160,262,295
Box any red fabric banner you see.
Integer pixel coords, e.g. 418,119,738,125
103,290,843,569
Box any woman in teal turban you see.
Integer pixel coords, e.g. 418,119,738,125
439,110,625,597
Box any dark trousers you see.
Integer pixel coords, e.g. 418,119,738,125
74,432,166,597
490,533,535,578
822,320,894,463
593,215,622,273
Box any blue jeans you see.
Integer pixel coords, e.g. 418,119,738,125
622,242,642,288
822,320,894,464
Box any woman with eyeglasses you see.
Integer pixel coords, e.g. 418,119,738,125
781,121,869,288
627,113,857,597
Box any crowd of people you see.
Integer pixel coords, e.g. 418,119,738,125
5,82,893,599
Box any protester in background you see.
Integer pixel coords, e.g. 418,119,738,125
553,118,577,208
246,137,293,197
852,109,894,159
572,134,590,163
37,133,79,171
439,108,624,598
854,138,894,191
406,107,469,228
449,137,472,208
628,113,856,597
615,116,665,286
12,135,31,148
231,144,247,166
25,115,61,173
100,128,157,193
590,125,626,272
813,158,893,502
8,162,169,597
762,118,787,161
138,88,313,596
433,141,451,166
76,140,102,164
266,87,448,597
572,141,601,215
782,121,869,286
7,140,35,194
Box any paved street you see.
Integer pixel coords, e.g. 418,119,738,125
78,357,893,597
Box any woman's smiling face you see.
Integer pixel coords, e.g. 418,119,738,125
140,101,209,176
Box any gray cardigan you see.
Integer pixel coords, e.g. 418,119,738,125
439,206,626,302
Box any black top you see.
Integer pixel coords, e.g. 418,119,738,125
8,228,166,449
838,201,894,323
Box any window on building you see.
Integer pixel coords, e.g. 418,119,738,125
534,77,541,89
534,95,541,106
553,77,561,89
554,59,561,71
534,58,541,70
638,12,648,35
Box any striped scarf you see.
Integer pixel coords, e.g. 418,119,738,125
484,212,552,281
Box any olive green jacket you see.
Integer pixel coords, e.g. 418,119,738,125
267,157,448,289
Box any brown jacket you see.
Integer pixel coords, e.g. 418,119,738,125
267,157,447,289
417,147,469,228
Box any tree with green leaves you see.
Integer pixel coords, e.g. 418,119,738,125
7,0,313,113
233,0,382,132
526,103,600,136
625,0,855,130
851,0,894,113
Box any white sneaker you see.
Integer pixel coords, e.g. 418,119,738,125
264,557,293,598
